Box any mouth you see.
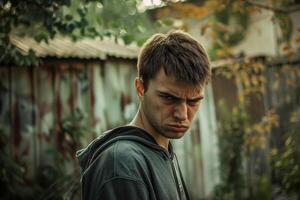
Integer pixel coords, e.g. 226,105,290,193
167,124,189,133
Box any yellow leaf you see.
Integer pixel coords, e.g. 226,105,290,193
251,75,259,86
245,127,252,134
200,23,212,35
271,148,278,156
240,71,250,87
290,112,298,123
232,107,238,115
254,124,264,134
282,44,290,52
180,23,189,32
281,65,291,73
272,80,280,91
286,79,296,87
171,3,210,19
249,136,257,146
253,63,263,72
216,49,227,57
259,136,267,149
264,124,271,132
260,76,267,83
210,32,217,39
246,7,253,14
285,136,292,146
296,67,300,77
286,50,294,58
156,8,171,18
245,88,252,95
296,34,300,43
259,87,265,94
205,0,220,10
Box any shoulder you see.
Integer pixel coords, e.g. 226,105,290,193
82,140,151,199
99,140,150,178
112,140,149,167
114,140,146,157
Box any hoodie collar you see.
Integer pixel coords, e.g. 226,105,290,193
76,126,175,171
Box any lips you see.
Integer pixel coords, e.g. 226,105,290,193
167,124,188,132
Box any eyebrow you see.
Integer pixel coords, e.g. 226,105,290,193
157,91,204,101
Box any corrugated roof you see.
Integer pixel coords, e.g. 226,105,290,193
10,36,140,59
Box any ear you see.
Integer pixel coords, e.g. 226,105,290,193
135,77,144,100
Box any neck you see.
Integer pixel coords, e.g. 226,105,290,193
129,106,169,150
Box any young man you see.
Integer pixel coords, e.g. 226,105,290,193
77,30,211,200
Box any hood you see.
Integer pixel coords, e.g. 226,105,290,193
76,126,174,172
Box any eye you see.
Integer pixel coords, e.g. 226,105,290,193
162,95,175,101
159,94,177,102
165,95,175,100
187,99,200,106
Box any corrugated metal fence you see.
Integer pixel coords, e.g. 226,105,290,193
0,60,138,180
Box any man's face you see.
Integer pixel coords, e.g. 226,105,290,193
138,68,204,140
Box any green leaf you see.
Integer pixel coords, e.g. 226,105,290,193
122,34,134,45
65,14,73,21
34,33,48,43
161,19,173,26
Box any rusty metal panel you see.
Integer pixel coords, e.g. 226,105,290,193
101,60,138,129
0,59,138,181
1,67,38,178
10,36,140,59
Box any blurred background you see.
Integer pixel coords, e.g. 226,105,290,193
0,0,300,199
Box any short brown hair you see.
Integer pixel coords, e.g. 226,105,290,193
137,30,211,91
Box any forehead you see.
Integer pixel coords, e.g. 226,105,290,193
149,68,204,97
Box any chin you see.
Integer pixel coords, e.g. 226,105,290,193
165,132,186,139
174,134,185,139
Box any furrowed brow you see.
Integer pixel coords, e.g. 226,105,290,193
158,90,203,102
188,96,204,101
157,91,181,100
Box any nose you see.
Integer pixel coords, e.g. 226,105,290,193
174,102,188,121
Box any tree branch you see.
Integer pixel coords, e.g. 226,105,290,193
245,0,300,13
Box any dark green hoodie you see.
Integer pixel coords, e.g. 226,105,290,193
76,126,190,200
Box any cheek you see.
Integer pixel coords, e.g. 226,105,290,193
163,105,176,121
154,102,162,110
155,102,173,120
188,107,199,120
152,98,167,111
